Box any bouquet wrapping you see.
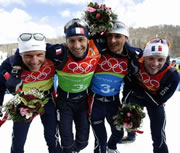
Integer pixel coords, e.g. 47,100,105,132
3,89,49,121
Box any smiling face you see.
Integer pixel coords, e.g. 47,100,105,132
143,55,167,75
66,35,88,58
106,33,128,54
20,50,46,72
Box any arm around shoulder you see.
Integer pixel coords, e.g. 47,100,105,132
46,43,68,70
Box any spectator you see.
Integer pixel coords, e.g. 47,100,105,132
171,59,176,67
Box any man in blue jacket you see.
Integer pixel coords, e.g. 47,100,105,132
122,38,179,153
0,33,61,153
88,21,143,153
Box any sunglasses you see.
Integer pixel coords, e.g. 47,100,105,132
64,18,88,33
19,33,46,41
145,37,171,48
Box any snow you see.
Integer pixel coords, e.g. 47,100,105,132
0,91,180,153
0,51,8,65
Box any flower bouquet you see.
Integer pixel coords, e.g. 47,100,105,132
113,103,146,132
3,89,49,121
84,2,118,36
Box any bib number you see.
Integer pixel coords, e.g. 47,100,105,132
100,84,115,94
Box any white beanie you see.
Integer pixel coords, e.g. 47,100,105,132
143,42,169,57
108,21,129,38
18,35,46,53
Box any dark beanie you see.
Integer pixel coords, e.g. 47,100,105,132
65,27,89,38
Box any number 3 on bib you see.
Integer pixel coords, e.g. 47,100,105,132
100,84,115,94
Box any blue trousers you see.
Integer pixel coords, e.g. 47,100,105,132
89,95,123,153
126,95,169,153
11,100,61,153
57,96,89,153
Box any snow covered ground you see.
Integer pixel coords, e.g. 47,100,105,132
0,91,179,153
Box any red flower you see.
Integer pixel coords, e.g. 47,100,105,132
100,4,104,8
96,13,101,19
23,94,37,101
106,7,111,13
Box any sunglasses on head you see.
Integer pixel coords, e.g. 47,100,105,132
19,33,46,41
145,37,171,48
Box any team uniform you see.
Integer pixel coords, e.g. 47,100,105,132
46,39,102,153
123,60,179,153
0,57,61,153
88,42,142,153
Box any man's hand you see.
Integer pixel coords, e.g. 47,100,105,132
5,66,22,94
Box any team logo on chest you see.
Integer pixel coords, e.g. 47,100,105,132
66,58,98,73
138,70,160,89
21,61,55,83
98,55,128,73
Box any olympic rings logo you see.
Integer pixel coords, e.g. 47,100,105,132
139,71,160,88
22,66,53,82
67,58,98,73
98,55,128,73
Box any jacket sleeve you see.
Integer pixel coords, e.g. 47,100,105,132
91,35,107,54
122,75,137,100
0,57,12,106
46,43,68,70
145,70,179,105
123,69,179,106
122,75,160,106
13,48,23,66
125,42,143,75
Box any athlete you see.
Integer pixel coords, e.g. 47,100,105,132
45,18,104,153
88,21,143,153
0,33,61,153
122,37,179,153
